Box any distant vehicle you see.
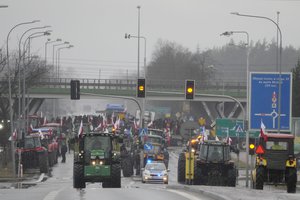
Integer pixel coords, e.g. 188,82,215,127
142,161,169,184
15,134,49,174
178,140,237,186
105,104,125,114
252,133,297,193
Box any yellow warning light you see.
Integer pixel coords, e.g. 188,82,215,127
187,87,193,93
139,85,144,91
249,143,255,149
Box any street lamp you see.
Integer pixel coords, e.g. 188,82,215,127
56,45,74,79
21,31,51,134
125,33,147,77
137,5,141,79
6,20,39,178
52,42,69,77
231,12,283,134
17,26,50,121
45,38,62,63
221,30,250,188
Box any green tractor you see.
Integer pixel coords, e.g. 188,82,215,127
73,131,122,188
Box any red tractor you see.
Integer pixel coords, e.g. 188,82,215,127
16,134,49,174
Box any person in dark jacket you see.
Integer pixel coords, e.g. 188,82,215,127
61,142,68,163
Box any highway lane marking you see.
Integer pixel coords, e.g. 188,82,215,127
43,188,65,200
167,189,203,200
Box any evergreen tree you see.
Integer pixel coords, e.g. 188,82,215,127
292,60,300,117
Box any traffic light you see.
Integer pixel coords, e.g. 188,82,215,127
249,143,255,155
185,80,195,100
70,80,80,100
137,78,146,98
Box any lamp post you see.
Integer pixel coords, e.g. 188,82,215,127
52,42,69,78
22,31,51,134
125,33,147,77
231,12,283,134
51,41,69,117
221,30,250,187
137,5,141,79
45,38,62,63
56,45,74,79
18,26,50,121
6,20,39,178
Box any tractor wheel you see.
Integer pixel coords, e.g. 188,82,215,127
122,158,132,177
255,167,264,190
286,168,297,193
193,161,202,185
102,181,111,188
227,168,237,187
111,164,121,188
39,154,49,174
177,152,186,183
73,163,85,188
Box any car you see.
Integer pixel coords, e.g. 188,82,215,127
142,161,169,184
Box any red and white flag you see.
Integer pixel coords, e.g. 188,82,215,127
260,120,268,141
13,129,17,140
114,118,120,130
134,119,139,130
43,116,47,125
28,123,34,133
147,121,153,128
226,137,232,145
78,120,83,137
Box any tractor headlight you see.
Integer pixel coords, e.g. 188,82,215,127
91,159,105,166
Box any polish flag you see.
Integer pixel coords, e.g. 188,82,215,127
134,119,139,130
226,137,232,145
13,129,17,140
95,122,102,130
28,123,34,133
43,116,47,125
78,120,83,137
147,121,153,128
260,120,268,141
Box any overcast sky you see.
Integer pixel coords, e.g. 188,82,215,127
0,0,300,79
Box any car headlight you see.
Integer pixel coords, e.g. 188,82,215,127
144,170,150,176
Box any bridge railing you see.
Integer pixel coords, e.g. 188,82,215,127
30,78,246,96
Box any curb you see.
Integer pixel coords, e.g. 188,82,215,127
167,185,231,200
21,173,46,185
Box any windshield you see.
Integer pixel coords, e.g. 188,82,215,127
24,137,41,148
145,145,162,154
145,163,166,171
266,141,288,151
199,144,228,162
84,136,111,152
145,136,162,144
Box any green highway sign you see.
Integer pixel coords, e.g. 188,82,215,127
216,118,245,137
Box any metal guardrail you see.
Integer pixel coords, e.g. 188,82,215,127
0,77,246,98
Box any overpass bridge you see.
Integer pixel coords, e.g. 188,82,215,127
27,78,247,123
